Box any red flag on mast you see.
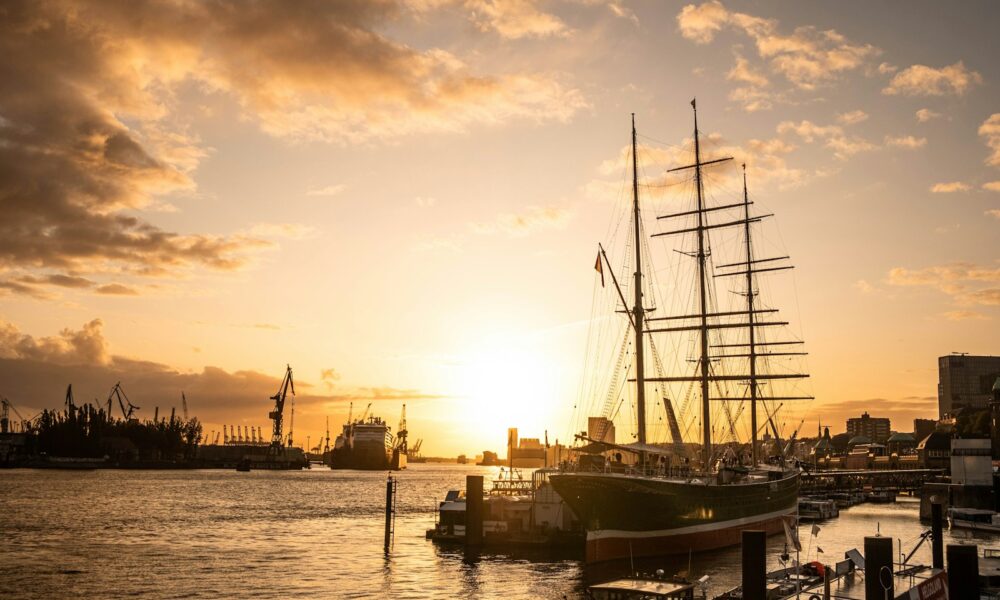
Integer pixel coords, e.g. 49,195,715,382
594,252,605,287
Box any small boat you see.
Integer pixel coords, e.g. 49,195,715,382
235,459,251,472
427,467,583,546
798,498,839,521
588,571,706,599
948,508,1000,533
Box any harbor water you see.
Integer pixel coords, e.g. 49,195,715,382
2,465,997,598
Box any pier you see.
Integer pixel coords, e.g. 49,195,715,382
800,469,944,495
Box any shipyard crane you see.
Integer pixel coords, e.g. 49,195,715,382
358,402,372,423
65,384,76,415
1,398,10,433
287,396,295,448
324,416,331,453
394,404,408,453
108,382,139,421
268,365,294,451
181,392,189,421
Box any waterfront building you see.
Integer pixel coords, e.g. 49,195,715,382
846,412,891,444
886,432,917,455
938,354,1000,417
916,430,951,470
812,427,833,458
951,438,992,485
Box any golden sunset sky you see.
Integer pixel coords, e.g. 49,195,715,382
0,0,997,456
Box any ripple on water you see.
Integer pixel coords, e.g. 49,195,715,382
3,467,998,598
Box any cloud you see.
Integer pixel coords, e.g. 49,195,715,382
95,284,139,296
777,120,875,160
727,54,769,87
884,135,927,149
987,209,1000,219
837,110,868,125
929,182,971,193
887,262,1000,308
983,182,1000,193
320,368,342,391
472,205,574,236
588,132,808,200
0,318,446,429
883,62,982,96
0,319,110,366
306,184,347,197
677,1,878,91
464,0,569,39
0,0,588,297
854,280,874,293
915,108,942,123
980,114,1000,167
777,120,843,143
943,310,990,321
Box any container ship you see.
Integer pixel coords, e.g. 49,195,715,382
327,404,407,470
549,102,811,563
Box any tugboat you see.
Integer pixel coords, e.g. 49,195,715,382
328,403,408,470
549,102,811,563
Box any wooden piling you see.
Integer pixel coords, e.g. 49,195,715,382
864,536,893,600
931,502,943,569
741,530,766,600
384,475,394,553
465,475,483,547
947,544,978,599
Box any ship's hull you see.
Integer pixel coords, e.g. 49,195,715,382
549,470,799,563
327,442,406,470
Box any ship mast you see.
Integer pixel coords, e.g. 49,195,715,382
644,100,814,472
631,114,647,447
691,101,712,469
742,165,759,465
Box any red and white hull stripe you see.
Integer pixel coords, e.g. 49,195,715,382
586,507,796,563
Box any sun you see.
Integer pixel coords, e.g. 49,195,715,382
453,336,561,450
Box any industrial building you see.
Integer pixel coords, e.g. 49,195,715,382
938,354,1000,417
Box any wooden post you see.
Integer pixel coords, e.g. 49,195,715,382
931,502,944,569
465,475,483,547
947,544,978,599
864,536,892,600
741,530,766,600
823,563,831,600
384,475,394,553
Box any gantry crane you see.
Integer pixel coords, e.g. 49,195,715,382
268,365,294,452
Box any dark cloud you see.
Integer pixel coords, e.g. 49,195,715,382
0,318,446,431
1,1,579,296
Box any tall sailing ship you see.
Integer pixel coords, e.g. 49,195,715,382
549,101,812,563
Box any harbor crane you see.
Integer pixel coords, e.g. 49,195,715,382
395,404,408,453
108,382,139,421
65,384,75,415
268,365,294,451
324,416,331,453
181,392,189,421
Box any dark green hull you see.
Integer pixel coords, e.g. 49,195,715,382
548,470,799,562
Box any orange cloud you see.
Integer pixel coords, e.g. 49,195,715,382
883,62,982,96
